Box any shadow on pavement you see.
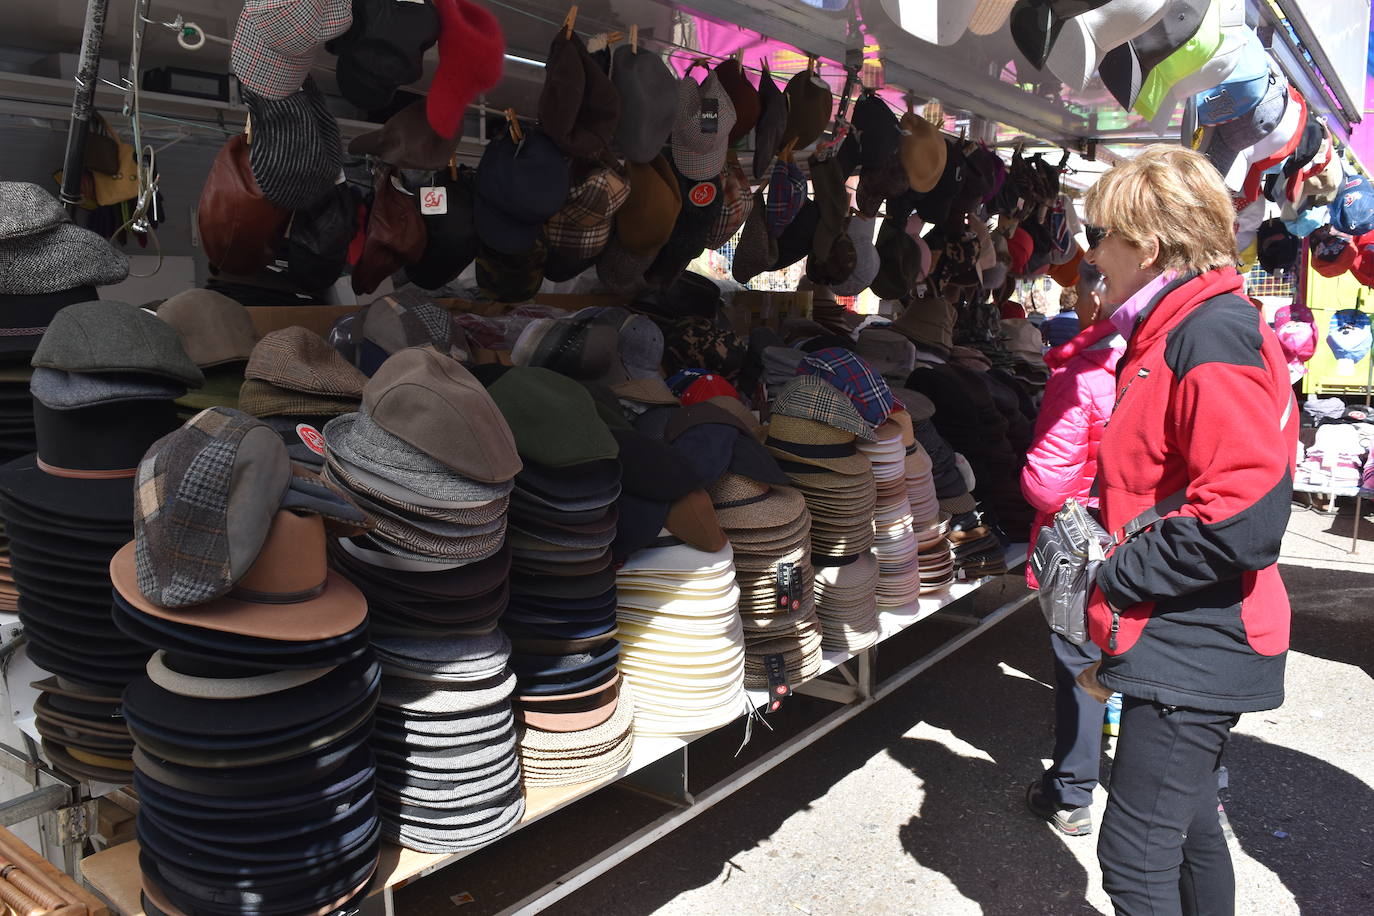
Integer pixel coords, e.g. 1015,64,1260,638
1278,563,1374,678
1224,731,1374,914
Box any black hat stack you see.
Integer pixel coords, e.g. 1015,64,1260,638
482,367,636,787
321,350,526,852
0,302,198,782
109,407,381,915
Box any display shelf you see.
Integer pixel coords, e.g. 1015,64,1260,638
81,546,1029,915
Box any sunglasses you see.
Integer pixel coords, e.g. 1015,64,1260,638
1085,224,1110,249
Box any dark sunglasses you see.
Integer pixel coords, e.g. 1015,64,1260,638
1085,224,1110,249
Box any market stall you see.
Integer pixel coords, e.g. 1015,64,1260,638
0,1,1367,914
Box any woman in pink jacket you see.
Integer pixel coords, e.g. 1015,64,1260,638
1022,261,1125,836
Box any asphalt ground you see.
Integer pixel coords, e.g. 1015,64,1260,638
399,506,1374,915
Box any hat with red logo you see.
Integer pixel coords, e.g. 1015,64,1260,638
1309,225,1356,278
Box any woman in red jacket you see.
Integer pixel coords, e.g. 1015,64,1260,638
1021,261,1123,837
1080,146,1296,916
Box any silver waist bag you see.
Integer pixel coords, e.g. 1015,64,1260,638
1029,498,1113,646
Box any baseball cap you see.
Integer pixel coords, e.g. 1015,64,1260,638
1194,27,1270,125
474,127,570,255
1047,0,1172,91
1255,218,1299,273
1099,0,1209,111
1199,71,1287,189
1309,226,1356,278
1331,171,1374,236
1132,0,1223,121
1328,309,1372,374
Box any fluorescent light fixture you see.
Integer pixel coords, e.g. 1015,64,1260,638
504,53,546,68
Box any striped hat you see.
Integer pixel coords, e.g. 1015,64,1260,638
230,0,353,101
243,78,341,212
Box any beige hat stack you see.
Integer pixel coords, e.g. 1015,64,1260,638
518,678,636,787
707,474,823,690
615,541,748,737
859,411,922,610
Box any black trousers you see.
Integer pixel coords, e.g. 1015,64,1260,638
1098,697,1240,916
1040,631,1103,809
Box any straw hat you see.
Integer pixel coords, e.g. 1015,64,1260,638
764,414,870,476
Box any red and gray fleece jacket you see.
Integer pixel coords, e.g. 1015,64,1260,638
1088,268,1297,714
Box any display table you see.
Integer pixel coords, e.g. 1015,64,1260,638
81,546,1029,916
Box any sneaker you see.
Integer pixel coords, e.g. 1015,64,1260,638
1025,782,1093,836
1103,692,1121,737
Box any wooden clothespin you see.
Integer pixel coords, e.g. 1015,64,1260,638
505,108,523,144
448,154,458,181
806,55,817,75
630,24,638,53
733,49,744,65
779,138,798,164
244,113,252,146
563,6,578,39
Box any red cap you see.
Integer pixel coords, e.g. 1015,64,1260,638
427,0,506,140
679,373,741,406
1008,227,1033,275
1310,226,1357,278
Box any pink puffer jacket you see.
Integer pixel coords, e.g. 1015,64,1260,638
1021,318,1125,587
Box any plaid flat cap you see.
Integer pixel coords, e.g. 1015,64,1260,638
231,0,353,101
771,374,876,442
238,378,361,418
798,346,896,429
246,326,367,398
765,159,806,239
544,166,630,259
704,159,753,250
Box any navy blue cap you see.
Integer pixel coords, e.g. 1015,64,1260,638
474,128,571,255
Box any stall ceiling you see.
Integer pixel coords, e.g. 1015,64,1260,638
0,0,1356,155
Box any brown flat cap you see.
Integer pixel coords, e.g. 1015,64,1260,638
157,289,257,368
245,326,368,398
362,347,522,484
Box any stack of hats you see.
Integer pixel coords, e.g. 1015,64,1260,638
858,410,922,610
482,368,635,786
948,521,1008,580
0,302,199,782
367,631,524,852
241,326,369,473
706,473,820,689
0,183,131,617
108,407,381,915
157,289,258,417
615,540,746,737
916,513,955,594
319,349,528,849
766,375,880,650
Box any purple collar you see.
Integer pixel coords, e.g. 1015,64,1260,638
1110,271,1176,340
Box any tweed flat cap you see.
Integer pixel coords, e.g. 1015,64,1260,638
771,374,876,442
238,379,360,418
246,326,367,398
0,221,129,296
157,289,257,368
362,347,522,484
0,182,67,240
32,301,204,388
545,166,630,259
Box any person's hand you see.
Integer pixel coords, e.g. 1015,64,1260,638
1076,661,1114,703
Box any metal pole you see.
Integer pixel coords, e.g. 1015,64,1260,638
57,0,112,215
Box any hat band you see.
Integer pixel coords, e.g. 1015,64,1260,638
764,438,856,459
227,580,327,605
905,444,918,455
714,491,771,510
35,457,137,479
0,325,47,337
812,552,863,569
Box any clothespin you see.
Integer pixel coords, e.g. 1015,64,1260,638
806,55,817,75
505,108,523,144
733,49,744,65
448,154,457,181
630,24,638,53
779,138,798,164
563,6,577,39
243,113,252,146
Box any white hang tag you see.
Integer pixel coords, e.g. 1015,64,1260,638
420,186,448,215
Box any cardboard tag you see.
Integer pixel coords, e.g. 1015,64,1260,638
764,653,791,712
296,424,326,456
420,186,448,215
700,97,719,135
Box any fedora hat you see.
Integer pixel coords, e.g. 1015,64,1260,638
765,413,870,476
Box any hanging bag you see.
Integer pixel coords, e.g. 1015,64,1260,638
89,114,141,206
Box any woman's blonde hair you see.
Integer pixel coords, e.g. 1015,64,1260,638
1083,145,1239,273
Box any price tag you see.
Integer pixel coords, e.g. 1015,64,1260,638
420,186,448,215
764,653,791,712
